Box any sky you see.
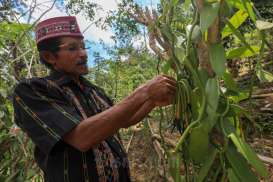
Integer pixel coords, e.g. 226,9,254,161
21,0,159,66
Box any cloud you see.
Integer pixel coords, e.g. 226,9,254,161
22,0,120,44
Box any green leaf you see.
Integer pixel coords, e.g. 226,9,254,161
0,22,32,41
227,168,241,182
226,46,260,59
256,20,273,30
191,88,202,120
206,113,219,132
205,78,220,112
229,91,249,103
222,9,249,39
196,148,218,182
222,72,239,92
176,36,185,47
0,111,4,119
221,118,236,136
169,154,184,182
226,0,244,10
188,125,209,163
198,68,209,87
160,24,175,42
174,48,185,62
223,18,255,53
240,0,256,22
186,25,202,42
230,104,253,122
182,0,191,9
0,88,7,98
256,68,273,83
162,60,172,74
226,145,259,182
229,133,269,178
200,3,220,32
209,43,226,76
172,0,179,6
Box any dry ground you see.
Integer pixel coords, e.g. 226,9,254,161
122,123,273,182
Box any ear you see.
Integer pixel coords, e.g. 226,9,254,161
40,51,57,66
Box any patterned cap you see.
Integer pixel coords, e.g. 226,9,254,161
35,16,84,44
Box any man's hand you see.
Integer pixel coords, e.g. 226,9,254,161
145,75,177,107
63,74,177,151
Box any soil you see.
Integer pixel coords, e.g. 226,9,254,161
122,123,273,182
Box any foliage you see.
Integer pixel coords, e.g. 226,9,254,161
128,0,272,181
64,0,98,22
87,48,159,102
0,17,45,182
0,0,27,22
105,2,140,48
1,0,273,181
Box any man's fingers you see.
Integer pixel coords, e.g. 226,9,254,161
161,74,176,81
166,84,177,94
161,76,177,87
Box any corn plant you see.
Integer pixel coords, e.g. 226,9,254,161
132,0,272,181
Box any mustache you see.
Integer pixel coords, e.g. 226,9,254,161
76,60,87,65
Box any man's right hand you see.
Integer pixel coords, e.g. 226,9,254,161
144,75,177,107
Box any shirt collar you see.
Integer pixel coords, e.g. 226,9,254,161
47,70,84,87
46,70,99,95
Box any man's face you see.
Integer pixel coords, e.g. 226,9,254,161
51,36,89,76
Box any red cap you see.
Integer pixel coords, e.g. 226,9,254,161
35,16,84,44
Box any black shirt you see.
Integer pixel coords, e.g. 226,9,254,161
13,71,130,182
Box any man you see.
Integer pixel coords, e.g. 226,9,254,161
13,16,176,182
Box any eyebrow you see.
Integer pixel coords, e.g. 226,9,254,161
59,41,85,47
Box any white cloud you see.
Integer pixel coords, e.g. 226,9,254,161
21,0,160,47
21,0,120,44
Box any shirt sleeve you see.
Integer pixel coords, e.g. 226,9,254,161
13,78,82,155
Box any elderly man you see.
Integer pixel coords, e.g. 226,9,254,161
13,16,176,182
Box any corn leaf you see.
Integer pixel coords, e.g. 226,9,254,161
209,43,226,77
200,3,220,33
222,9,249,39
229,133,269,178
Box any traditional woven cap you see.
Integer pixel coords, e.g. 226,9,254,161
35,16,83,44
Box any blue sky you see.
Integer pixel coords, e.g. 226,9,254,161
21,0,159,67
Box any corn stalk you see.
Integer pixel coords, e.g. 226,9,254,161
131,0,271,181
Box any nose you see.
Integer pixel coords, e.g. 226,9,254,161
78,48,88,59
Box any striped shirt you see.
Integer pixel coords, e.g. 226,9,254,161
13,71,130,182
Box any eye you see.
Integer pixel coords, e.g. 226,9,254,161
80,44,89,50
68,45,78,51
